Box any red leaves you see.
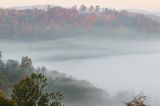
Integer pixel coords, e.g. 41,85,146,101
0,6,159,33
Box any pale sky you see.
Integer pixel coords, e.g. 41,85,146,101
0,0,160,11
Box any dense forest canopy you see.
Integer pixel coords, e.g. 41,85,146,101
0,5,160,40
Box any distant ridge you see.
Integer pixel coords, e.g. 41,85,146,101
0,5,160,40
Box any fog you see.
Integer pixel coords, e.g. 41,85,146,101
1,35,160,105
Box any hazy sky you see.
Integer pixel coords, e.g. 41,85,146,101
0,0,160,11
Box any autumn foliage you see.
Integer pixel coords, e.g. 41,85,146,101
0,5,159,40
125,93,148,106
0,89,18,106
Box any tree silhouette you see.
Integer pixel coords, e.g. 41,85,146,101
20,56,33,75
11,73,63,106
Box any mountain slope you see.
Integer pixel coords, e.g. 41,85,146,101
0,6,160,40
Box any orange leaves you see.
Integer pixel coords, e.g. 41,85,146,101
0,6,159,36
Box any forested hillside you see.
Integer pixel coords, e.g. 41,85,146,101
0,5,160,40
0,5,158,106
0,51,139,106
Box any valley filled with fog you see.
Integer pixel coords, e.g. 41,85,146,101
0,4,160,106
1,34,160,100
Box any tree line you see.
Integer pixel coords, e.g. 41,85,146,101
0,52,63,106
0,5,159,40
0,51,149,106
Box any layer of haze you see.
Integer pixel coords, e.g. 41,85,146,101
1,34,160,99
0,0,160,11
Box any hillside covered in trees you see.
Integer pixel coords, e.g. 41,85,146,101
0,5,160,40
0,51,150,106
0,5,159,106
